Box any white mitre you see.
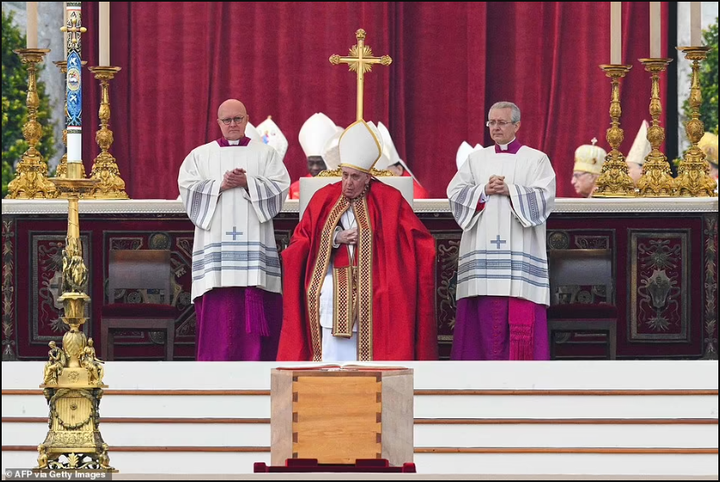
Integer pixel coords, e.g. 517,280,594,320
339,120,383,173
377,122,403,166
321,126,345,170
298,113,337,157
300,120,413,217
626,120,651,166
574,138,607,175
245,122,262,143
456,141,482,170
256,116,289,162
377,121,423,180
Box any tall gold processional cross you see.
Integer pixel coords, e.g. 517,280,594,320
329,29,392,121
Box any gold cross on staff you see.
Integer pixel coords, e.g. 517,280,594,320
61,13,87,50
330,29,392,121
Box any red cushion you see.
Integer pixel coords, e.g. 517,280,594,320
102,303,176,318
548,303,617,320
255,459,414,473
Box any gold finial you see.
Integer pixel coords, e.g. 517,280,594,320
330,29,392,121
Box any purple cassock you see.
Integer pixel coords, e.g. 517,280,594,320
194,287,281,361
192,135,282,361
451,296,549,360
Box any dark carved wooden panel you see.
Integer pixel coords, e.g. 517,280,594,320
2,209,717,361
629,231,689,342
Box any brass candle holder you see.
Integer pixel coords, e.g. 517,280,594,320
87,66,128,199
593,64,636,198
53,60,87,183
674,47,716,197
37,164,115,471
636,58,675,197
7,49,57,199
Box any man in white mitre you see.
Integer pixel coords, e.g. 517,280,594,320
625,120,651,185
256,115,289,164
571,138,607,198
178,98,290,361
288,112,339,199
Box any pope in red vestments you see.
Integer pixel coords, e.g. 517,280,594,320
278,120,438,361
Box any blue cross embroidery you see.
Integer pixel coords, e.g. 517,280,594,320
225,226,243,240
490,235,506,249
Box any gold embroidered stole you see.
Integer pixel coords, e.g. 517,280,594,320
305,194,374,361
332,254,357,338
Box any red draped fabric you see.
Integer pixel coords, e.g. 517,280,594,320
79,2,669,199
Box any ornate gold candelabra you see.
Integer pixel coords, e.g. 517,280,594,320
593,65,636,197
636,58,675,197
53,60,87,183
87,66,128,199
674,47,716,197
37,164,114,471
7,49,57,199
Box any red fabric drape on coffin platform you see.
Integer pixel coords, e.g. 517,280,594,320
80,2,669,199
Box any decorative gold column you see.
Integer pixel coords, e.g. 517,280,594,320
87,66,128,199
7,49,57,199
636,58,675,197
52,60,87,182
674,47,716,197
593,65,636,197
37,165,115,471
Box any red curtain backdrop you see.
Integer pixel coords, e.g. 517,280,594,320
79,2,669,199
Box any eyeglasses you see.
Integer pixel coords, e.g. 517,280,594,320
220,116,246,125
486,120,515,128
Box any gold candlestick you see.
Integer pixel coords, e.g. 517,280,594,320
593,64,636,198
53,60,87,183
39,166,114,471
674,47,716,197
636,58,675,197
87,66,128,199
7,49,57,199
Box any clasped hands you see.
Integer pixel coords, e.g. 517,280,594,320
220,168,248,192
484,175,509,196
336,227,358,245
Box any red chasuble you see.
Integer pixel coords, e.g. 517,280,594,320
288,174,313,200
279,180,438,361
402,171,430,199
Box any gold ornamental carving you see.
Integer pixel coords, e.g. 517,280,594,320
318,167,394,177
7,49,58,200
702,214,718,359
37,164,115,471
636,58,675,197
674,47,716,198
87,66,128,199
593,65,636,197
